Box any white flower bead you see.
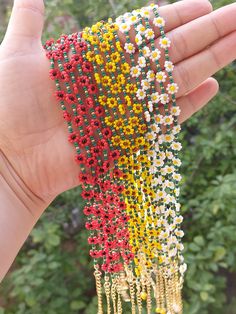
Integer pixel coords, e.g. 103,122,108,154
167,83,179,95
163,115,174,125
173,158,181,167
153,16,165,28
147,70,155,81
171,106,181,116
154,113,163,124
144,111,151,122
119,23,131,33
137,24,146,35
173,125,181,135
160,37,171,49
142,46,150,58
160,93,170,104
145,28,155,40
135,34,143,46
136,89,146,100
148,101,154,112
156,71,167,83
174,216,183,224
130,66,141,78
164,60,174,72
151,92,160,103
171,141,182,151
141,79,150,90
138,56,146,68
150,48,161,61
179,263,187,275
173,173,182,182
146,131,156,141
175,230,184,238
129,14,139,25
124,42,135,54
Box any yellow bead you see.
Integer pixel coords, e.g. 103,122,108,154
140,292,147,300
155,308,166,314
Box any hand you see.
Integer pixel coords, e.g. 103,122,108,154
0,0,236,213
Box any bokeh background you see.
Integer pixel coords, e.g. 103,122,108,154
0,0,236,313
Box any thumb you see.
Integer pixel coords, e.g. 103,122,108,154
4,0,45,42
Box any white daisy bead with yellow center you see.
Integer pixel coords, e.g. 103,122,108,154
147,70,155,81
171,106,181,116
142,46,151,58
138,56,146,68
164,60,174,72
124,42,135,54
150,48,161,62
151,92,160,103
141,79,150,90
119,23,131,33
153,16,166,28
145,28,155,40
171,141,182,151
130,66,141,78
137,24,146,35
160,93,170,105
163,115,174,125
167,82,179,95
160,37,171,49
156,71,167,83
136,89,146,100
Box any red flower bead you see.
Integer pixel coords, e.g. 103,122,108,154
95,106,105,117
52,51,63,60
64,61,75,73
102,128,112,139
49,69,60,80
63,112,71,122
75,41,87,52
68,132,79,143
86,157,98,168
75,153,86,164
77,104,88,115
77,75,90,87
109,150,120,160
89,250,100,258
98,139,109,149
91,146,101,156
118,201,126,210
85,126,94,136
88,84,98,94
55,90,65,100
83,206,94,216
86,97,94,108
112,168,123,178
78,135,91,147
73,115,83,127
91,119,101,129
82,61,93,73
72,83,79,94
71,54,83,64
58,43,70,52
65,93,77,104
101,263,109,271
60,71,70,82
81,190,94,200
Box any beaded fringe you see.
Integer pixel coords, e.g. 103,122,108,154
94,263,183,314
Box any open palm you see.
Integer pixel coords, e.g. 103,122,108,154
0,0,236,210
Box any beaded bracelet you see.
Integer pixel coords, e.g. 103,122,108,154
44,3,186,314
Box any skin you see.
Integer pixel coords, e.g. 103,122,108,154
0,0,236,281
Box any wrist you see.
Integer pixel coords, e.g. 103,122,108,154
0,149,52,218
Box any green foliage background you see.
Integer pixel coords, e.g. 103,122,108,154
0,0,236,313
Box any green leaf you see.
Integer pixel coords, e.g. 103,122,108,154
214,247,226,261
200,291,209,301
70,301,86,310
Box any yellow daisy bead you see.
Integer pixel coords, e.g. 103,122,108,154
140,292,147,300
121,62,130,74
155,308,166,314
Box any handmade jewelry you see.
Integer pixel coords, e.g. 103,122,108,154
44,3,186,314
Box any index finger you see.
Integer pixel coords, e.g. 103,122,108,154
118,0,213,45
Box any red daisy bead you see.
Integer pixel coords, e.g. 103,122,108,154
73,115,84,127
82,61,93,73
63,112,72,122
64,61,76,73
86,157,98,168
55,90,65,100
75,153,86,164
88,84,98,94
49,69,60,80
78,135,91,147
68,132,79,143
71,54,83,65
65,93,77,104
60,71,70,82
86,97,94,108
77,75,90,87
95,106,105,117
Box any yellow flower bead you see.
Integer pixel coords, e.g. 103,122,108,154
101,76,111,86
155,308,166,314
140,292,147,300
111,52,121,63
121,62,130,74
95,54,104,65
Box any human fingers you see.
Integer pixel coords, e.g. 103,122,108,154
158,3,236,66
178,77,219,123
153,31,236,98
118,0,213,45
1,0,45,47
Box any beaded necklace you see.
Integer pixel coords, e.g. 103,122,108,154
44,3,186,314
